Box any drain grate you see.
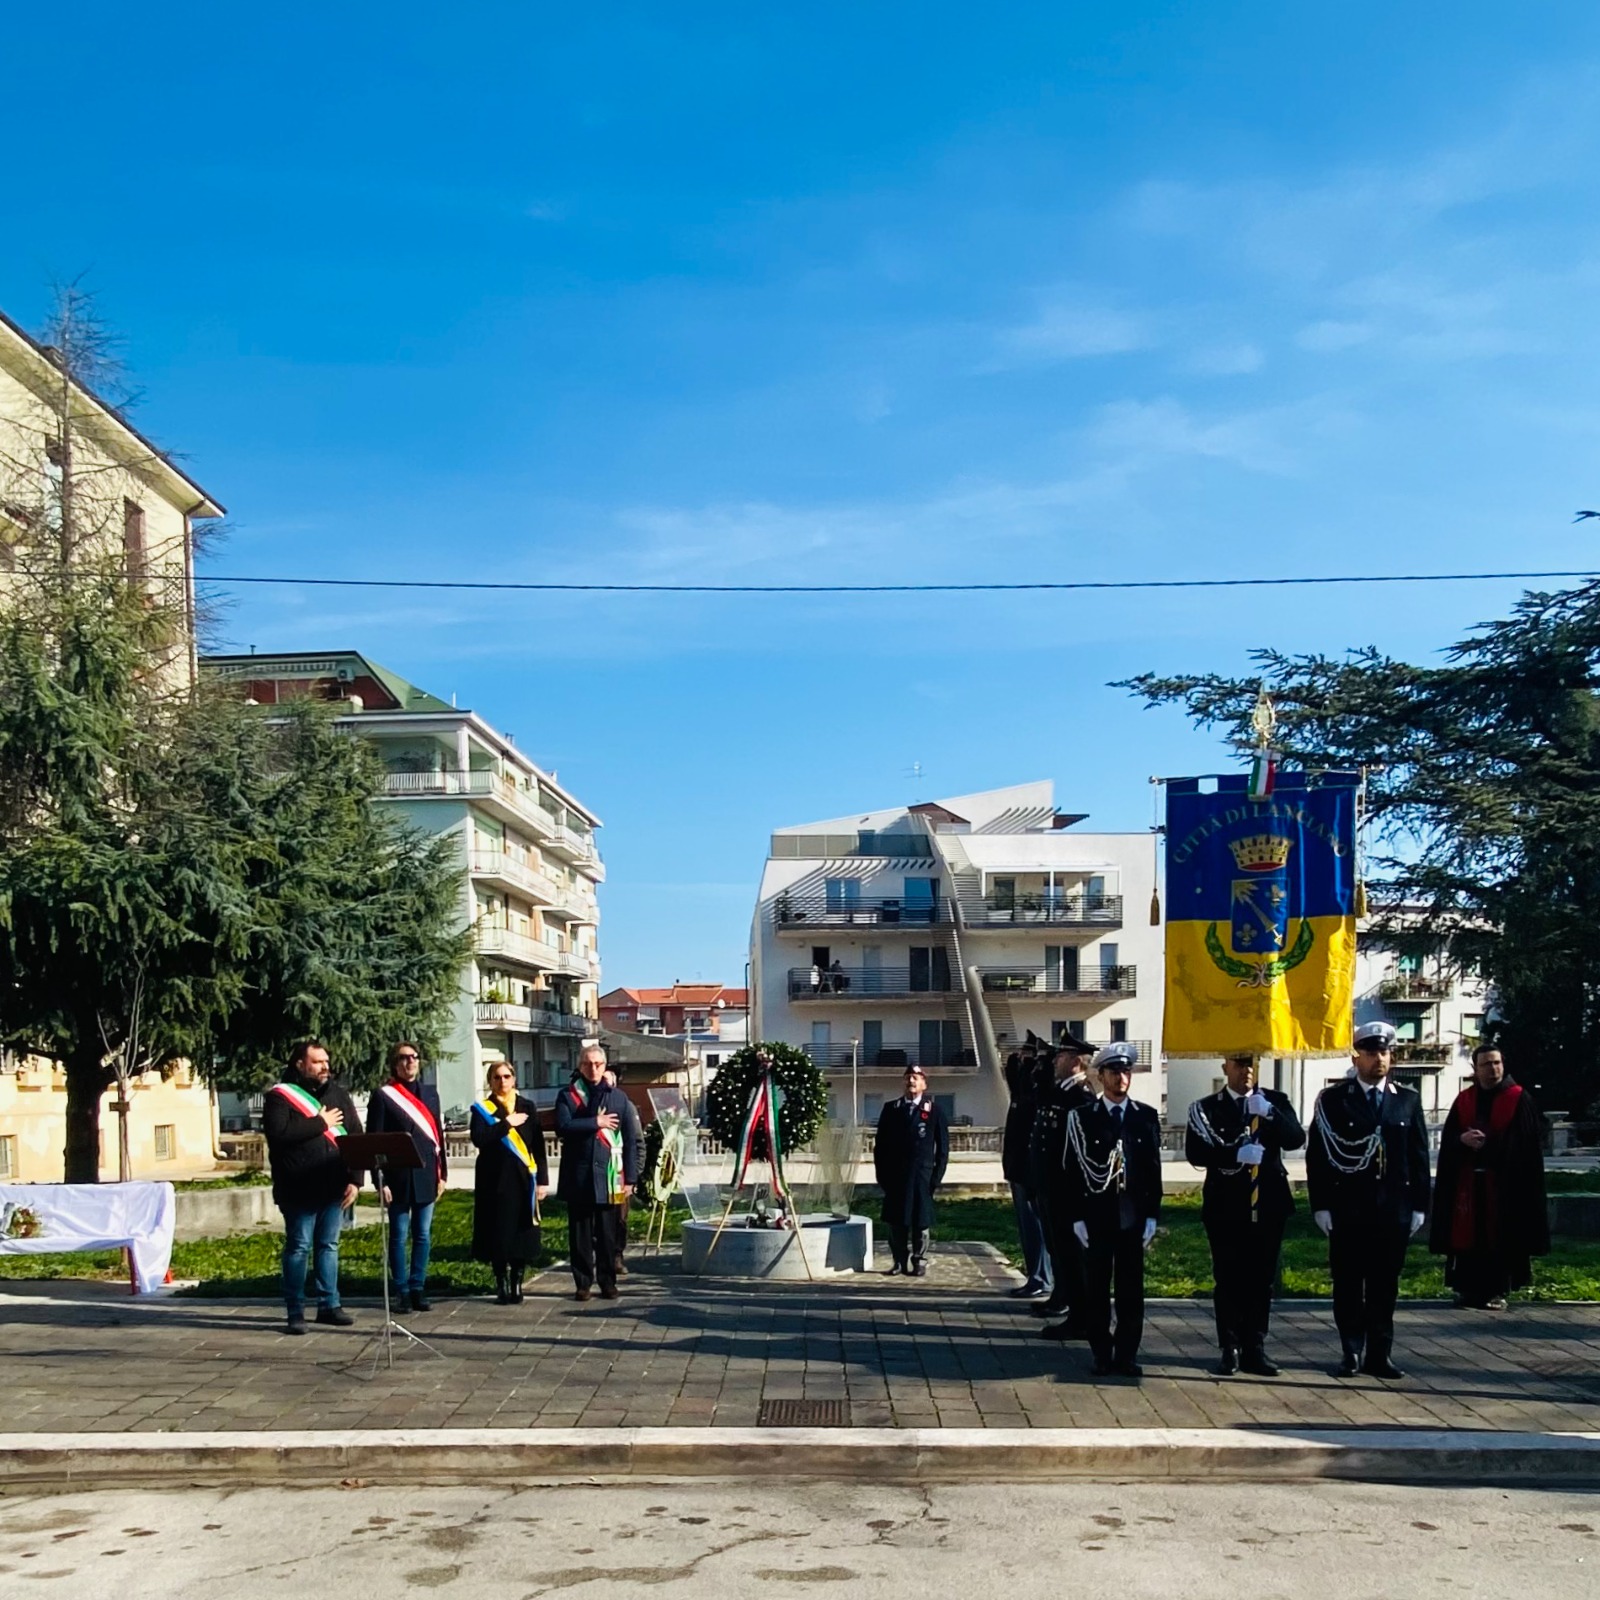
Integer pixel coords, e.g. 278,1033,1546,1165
759,1398,850,1428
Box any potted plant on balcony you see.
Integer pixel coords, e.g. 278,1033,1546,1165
1019,892,1043,923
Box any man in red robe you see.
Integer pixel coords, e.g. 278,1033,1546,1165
1429,1043,1549,1310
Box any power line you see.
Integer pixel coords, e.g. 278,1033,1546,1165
197,568,1600,595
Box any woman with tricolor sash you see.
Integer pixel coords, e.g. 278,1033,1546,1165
470,1060,549,1304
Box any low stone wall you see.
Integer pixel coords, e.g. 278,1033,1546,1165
173,1187,379,1240
1548,1193,1600,1239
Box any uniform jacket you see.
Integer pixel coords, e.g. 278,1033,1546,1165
263,1071,364,1212
1306,1074,1430,1225
1184,1086,1304,1226
1001,1059,1044,1183
1062,1096,1163,1234
554,1077,643,1206
1028,1075,1096,1199
366,1079,448,1208
874,1094,951,1196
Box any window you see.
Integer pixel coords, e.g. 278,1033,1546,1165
705,1054,720,1073
991,877,1016,910
0,1135,15,1178
154,1124,176,1162
863,1094,885,1121
862,1020,883,1061
1110,1018,1129,1042
123,499,146,578
824,878,861,912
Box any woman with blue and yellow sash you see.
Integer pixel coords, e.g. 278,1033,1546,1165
470,1060,549,1304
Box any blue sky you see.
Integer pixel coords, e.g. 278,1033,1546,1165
6,3,1600,983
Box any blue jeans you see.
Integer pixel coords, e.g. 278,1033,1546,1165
388,1201,435,1295
282,1202,345,1314
1010,1180,1052,1291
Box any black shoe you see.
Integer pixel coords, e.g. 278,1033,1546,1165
600,1285,620,1301
411,1293,432,1312
575,1287,592,1302
392,1295,412,1315
315,1306,354,1327
1335,1349,1361,1378
513,1277,526,1305
1009,1282,1046,1298
1039,1321,1081,1342
1363,1357,1405,1380
1113,1360,1143,1379
1031,1300,1069,1318
886,1263,904,1276
1090,1357,1116,1377
912,1262,928,1278
1241,1350,1281,1378
285,1313,306,1336
1216,1348,1240,1376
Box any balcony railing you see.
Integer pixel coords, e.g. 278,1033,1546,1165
977,965,1137,998
475,924,560,970
1392,1042,1453,1064
1379,973,1454,1003
802,1043,979,1071
469,849,563,905
382,768,558,839
773,893,949,929
789,967,954,1000
967,894,1123,928
475,1001,596,1036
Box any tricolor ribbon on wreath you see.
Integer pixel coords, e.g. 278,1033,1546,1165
730,1072,788,1198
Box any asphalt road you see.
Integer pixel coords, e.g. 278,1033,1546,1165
1,1479,1596,1598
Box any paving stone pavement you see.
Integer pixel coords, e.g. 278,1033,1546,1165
3,1241,1598,1435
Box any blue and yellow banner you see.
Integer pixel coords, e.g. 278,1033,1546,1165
1164,772,1360,1059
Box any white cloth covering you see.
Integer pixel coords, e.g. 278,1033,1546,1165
0,1181,176,1293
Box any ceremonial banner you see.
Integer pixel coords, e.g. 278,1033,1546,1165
1164,770,1360,1059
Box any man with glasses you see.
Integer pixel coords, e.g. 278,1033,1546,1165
1306,1019,1431,1379
367,1042,447,1312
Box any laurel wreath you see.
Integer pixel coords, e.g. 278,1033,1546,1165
1205,918,1314,988
705,1042,827,1156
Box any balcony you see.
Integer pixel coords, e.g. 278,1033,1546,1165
1392,1041,1453,1064
382,768,557,840
802,1042,980,1073
1379,973,1454,1004
773,893,949,931
788,967,955,1001
551,948,598,981
470,849,563,906
475,924,560,971
544,817,604,879
967,894,1123,930
977,964,1137,999
476,1001,596,1036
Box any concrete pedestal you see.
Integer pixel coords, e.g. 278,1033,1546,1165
681,1213,872,1278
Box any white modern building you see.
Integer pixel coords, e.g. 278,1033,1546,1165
751,781,1163,1127
204,651,604,1119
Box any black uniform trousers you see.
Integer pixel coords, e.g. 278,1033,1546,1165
884,1215,931,1270
1040,1188,1085,1317
568,1200,623,1292
1204,1216,1285,1353
1083,1223,1145,1365
1329,1219,1410,1356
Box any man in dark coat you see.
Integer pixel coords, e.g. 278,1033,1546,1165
874,1065,950,1276
1307,1019,1431,1379
366,1041,447,1313
1033,1036,1098,1341
263,1039,364,1334
1002,1045,1049,1297
1062,1042,1163,1378
554,1043,643,1301
1429,1043,1549,1309
1185,1053,1305,1375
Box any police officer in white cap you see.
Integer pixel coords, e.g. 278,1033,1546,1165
1062,1042,1163,1378
1305,1019,1431,1379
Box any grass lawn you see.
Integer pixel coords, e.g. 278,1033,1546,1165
2,1183,1597,1302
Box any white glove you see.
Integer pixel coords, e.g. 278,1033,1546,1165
1313,1210,1333,1235
1141,1218,1157,1250
1236,1141,1266,1165
1245,1091,1273,1118
1072,1221,1089,1248
1410,1211,1426,1236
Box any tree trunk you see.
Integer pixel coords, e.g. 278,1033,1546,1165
63,1043,108,1183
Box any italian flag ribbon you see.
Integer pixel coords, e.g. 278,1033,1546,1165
1247,749,1278,801
379,1081,444,1182
600,1124,625,1205
472,1098,540,1221
731,1072,787,1197
269,1082,343,1147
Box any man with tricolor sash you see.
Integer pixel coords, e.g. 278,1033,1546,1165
554,1043,642,1302
263,1039,364,1335
1184,1054,1304,1376
366,1041,448,1313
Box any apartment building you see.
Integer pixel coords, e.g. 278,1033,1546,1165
752,781,1163,1127
203,651,603,1117
598,981,749,1107
0,307,223,683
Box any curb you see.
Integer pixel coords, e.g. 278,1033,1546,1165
3,1427,1599,1490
